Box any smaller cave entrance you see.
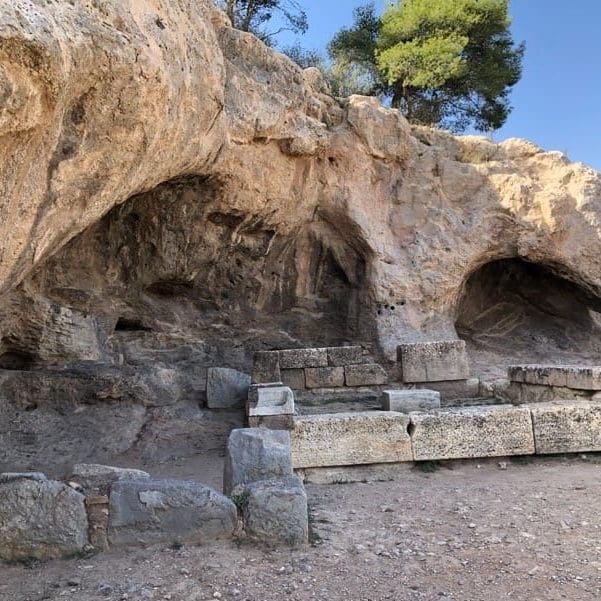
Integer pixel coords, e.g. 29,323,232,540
455,258,601,373
0,350,37,371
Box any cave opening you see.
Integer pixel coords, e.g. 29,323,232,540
0,350,37,371
455,258,601,375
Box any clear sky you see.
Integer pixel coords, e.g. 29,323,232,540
277,0,601,172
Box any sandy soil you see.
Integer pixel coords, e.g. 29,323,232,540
2,455,600,601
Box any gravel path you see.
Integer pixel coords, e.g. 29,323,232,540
2,455,600,601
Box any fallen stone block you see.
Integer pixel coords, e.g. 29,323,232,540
279,348,328,369
291,412,413,468
305,367,345,389
397,341,469,383
242,476,308,546
223,428,293,495
109,480,237,547
206,367,251,409
530,401,601,454
247,384,294,417
70,463,150,494
281,368,306,390
382,389,441,413
344,364,387,387
0,479,88,561
252,351,281,384
410,405,535,461
327,346,363,367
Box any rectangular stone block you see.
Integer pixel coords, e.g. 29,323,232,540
326,346,363,367
410,405,535,461
279,348,328,369
252,351,281,384
305,367,345,389
507,382,593,404
281,369,306,390
291,411,413,468
428,378,481,401
247,384,294,417
397,341,469,383
565,367,601,391
344,364,387,387
382,389,441,413
508,365,568,387
508,365,601,391
530,401,601,454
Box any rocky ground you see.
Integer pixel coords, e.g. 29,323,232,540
2,454,600,601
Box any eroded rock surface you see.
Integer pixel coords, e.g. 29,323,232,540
0,0,601,469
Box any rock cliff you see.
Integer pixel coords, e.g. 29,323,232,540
1,1,601,472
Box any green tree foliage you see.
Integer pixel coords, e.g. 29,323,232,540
217,0,308,44
329,0,524,132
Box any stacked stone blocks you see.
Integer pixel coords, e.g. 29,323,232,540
252,346,387,390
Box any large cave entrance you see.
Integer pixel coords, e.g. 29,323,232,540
455,258,601,376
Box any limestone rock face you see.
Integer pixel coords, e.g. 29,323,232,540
0,0,600,437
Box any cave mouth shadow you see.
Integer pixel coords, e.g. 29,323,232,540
455,258,601,371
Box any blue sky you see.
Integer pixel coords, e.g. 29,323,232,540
277,0,601,171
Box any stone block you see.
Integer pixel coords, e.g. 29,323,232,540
279,348,328,369
108,480,237,547
305,367,345,389
252,351,281,384
382,389,441,413
565,367,601,390
223,428,293,495
425,378,481,401
242,476,308,546
507,382,591,404
281,368,306,390
397,341,469,383
85,495,110,551
344,363,387,387
207,367,251,409
248,414,294,429
291,411,413,468
508,365,569,387
508,365,601,391
0,479,88,561
247,384,294,417
530,401,601,454
70,463,150,494
327,346,363,367
410,405,535,461
297,463,412,485
0,472,47,484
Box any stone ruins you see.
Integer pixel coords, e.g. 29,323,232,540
0,0,601,561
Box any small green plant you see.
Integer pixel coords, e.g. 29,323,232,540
231,492,249,510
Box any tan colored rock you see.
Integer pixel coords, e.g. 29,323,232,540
291,412,413,469
410,405,535,461
529,401,601,454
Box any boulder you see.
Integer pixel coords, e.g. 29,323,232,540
70,463,150,493
224,428,293,495
206,367,251,409
108,479,237,547
0,479,88,561
242,476,308,546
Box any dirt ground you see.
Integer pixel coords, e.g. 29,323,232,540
2,454,600,601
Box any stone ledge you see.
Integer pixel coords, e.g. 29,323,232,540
508,365,601,391
529,401,601,454
410,405,535,461
291,411,413,468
